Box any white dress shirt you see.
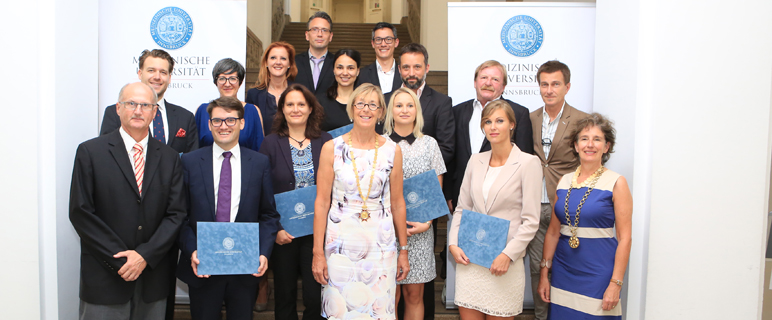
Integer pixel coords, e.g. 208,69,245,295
540,101,565,203
119,127,148,176
376,59,396,94
213,143,242,222
149,99,169,142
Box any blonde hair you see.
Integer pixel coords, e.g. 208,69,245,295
346,83,387,122
480,100,516,139
383,87,424,138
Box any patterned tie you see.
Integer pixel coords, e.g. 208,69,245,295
152,107,166,144
215,151,233,222
132,143,145,195
311,56,323,90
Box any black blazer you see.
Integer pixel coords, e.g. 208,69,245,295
101,100,199,153
176,146,281,288
381,85,455,166
295,51,336,93
358,61,402,94
259,132,332,195
445,98,534,206
69,130,186,304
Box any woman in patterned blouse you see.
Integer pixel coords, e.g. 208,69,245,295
259,83,332,320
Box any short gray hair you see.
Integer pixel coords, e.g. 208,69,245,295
118,82,158,104
211,58,245,86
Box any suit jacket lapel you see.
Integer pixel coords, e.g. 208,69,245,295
279,136,293,181
391,68,402,90
471,152,489,213
200,150,216,220
141,140,162,200
457,101,473,156
533,108,546,160
165,100,178,146
311,136,323,176
297,52,312,88
236,147,253,222
369,64,381,87
485,146,522,213
107,132,141,198
548,103,573,163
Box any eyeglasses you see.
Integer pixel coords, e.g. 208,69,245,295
542,138,552,147
373,37,396,44
120,101,157,112
217,77,239,85
308,27,331,34
354,102,380,111
210,117,242,127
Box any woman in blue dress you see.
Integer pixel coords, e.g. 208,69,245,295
538,113,632,319
195,58,265,151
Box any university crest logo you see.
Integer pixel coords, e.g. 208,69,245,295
150,7,193,50
500,15,544,57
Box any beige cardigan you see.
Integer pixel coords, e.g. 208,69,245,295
448,145,543,261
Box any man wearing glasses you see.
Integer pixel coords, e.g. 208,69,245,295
177,96,280,319
359,22,402,94
70,82,186,320
295,11,335,93
527,60,588,320
101,49,199,154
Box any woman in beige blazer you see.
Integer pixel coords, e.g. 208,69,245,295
448,100,542,319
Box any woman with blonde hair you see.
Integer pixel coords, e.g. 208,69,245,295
383,87,446,320
312,83,410,319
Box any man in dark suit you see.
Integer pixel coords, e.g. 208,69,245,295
528,60,588,320
70,82,186,320
358,22,402,95
177,96,280,320
382,43,454,320
101,49,198,154
294,11,336,93
447,60,534,209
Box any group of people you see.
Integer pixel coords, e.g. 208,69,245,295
70,10,632,320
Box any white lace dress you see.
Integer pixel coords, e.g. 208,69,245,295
453,166,526,317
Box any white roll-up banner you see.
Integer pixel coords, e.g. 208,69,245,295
446,2,596,309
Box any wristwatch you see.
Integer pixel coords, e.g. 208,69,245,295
540,259,552,269
399,245,409,251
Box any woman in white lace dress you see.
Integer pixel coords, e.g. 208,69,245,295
383,88,446,320
448,101,542,319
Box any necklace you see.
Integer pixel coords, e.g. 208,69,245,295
564,165,605,249
347,134,379,222
289,135,307,148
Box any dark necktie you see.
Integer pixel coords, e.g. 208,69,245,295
215,151,233,222
153,107,166,144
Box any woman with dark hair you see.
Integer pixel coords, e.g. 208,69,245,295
246,41,298,136
195,58,265,151
538,113,632,319
259,83,331,320
316,49,361,131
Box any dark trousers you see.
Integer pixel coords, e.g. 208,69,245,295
188,276,259,320
165,246,180,320
272,235,324,320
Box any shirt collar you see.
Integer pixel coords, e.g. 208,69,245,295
377,59,396,74
213,142,241,160
401,81,427,98
119,126,149,154
543,101,566,123
157,99,165,112
309,50,327,61
473,95,503,109
389,131,416,145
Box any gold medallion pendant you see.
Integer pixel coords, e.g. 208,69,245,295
360,209,370,222
569,236,580,248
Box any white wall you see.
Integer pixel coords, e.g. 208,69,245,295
248,0,272,43
594,0,772,319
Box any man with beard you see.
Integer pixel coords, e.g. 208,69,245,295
382,42,454,320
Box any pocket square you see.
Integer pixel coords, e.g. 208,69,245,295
176,128,186,137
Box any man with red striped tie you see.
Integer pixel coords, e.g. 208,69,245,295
70,82,186,320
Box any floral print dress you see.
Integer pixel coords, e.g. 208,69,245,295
322,136,398,320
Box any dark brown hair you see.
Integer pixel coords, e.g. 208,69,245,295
139,49,175,72
254,41,298,89
272,83,325,139
207,96,244,118
536,60,571,84
568,113,616,164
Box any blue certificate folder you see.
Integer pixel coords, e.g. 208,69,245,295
403,170,446,223
274,185,316,237
327,123,353,138
196,222,260,275
457,210,508,269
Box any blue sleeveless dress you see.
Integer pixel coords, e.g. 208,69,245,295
550,169,622,319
